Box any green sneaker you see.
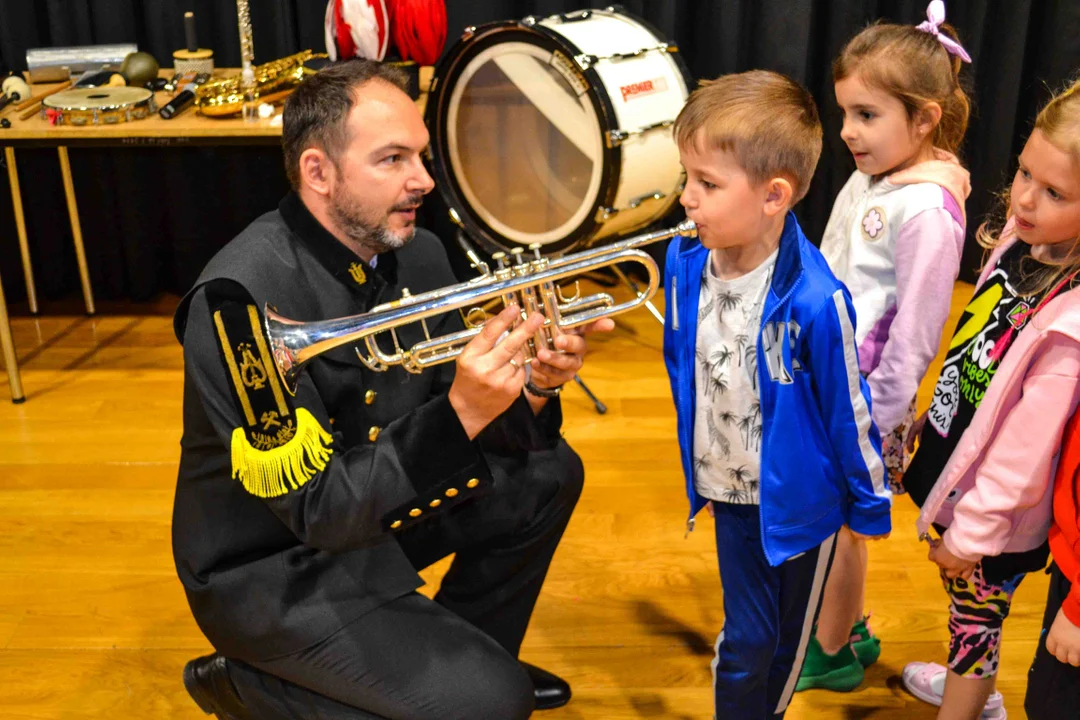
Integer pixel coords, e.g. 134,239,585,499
851,616,881,668
795,636,864,692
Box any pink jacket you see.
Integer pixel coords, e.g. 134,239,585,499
916,230,1080,563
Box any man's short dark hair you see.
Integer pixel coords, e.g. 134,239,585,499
282,59,409,190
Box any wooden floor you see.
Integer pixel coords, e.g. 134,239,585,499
0,281,1052,719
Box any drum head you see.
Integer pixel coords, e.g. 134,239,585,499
428,24,617,255
43,86,153,111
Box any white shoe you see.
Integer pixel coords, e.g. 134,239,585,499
901,661,1006,718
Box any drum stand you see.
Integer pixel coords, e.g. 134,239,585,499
609,264,665,325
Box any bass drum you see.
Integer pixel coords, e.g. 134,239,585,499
426,6,692,256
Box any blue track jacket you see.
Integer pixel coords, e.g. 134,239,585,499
664,212,892,565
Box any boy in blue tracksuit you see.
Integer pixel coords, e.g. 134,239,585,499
664,70,892,718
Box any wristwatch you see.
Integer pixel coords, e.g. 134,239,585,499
525,380,562,398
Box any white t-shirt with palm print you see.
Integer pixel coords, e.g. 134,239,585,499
692,248,777,505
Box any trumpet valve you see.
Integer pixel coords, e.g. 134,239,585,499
510,248,530,277
464,307,488,329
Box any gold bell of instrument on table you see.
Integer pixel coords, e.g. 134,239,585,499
195,50,327,117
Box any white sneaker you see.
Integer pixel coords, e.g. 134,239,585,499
901,661,1006,718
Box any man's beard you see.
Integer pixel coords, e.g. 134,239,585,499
328,186,422,256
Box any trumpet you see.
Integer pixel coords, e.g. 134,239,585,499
265,220,696,392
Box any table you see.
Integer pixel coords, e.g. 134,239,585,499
0,66,432,403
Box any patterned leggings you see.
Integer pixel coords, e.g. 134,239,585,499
942,564,1025,678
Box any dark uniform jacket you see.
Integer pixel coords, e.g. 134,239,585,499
173,193,560,661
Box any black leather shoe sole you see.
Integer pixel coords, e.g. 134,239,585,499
183,657,247,720
183,660,219,716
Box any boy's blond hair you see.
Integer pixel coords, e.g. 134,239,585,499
674,70,822,204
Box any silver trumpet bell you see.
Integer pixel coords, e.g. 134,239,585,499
265,219,697,392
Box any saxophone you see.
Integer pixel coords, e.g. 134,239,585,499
195,50,327,117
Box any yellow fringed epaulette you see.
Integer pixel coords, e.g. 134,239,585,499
231,407,334,498
206,289,335,498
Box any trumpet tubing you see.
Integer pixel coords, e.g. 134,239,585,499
265,220,696,392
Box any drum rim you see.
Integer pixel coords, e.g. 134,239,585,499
43,87,154,113
427,19,622,257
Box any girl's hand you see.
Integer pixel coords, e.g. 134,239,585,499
928,539,977,580
1046,608,1080,667
906,411,928,453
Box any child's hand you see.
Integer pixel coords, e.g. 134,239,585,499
927,539,977,580
849,530,890,541
905,411,928,453
706,501,714,518
1046,608,1080,667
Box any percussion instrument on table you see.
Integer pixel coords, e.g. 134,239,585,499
42,87,157,125
426,6,692,257
26,44,137,83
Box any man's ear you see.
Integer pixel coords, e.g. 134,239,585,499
299,147,335,197
763,177,794,217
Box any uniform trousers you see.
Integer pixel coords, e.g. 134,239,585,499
219,441,584,720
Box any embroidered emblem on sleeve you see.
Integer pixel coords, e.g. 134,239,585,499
212,301,333,498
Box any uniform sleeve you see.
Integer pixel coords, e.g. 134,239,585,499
181,280,494,552
865,208,963,434
805,288,893,536
943,340,1080,562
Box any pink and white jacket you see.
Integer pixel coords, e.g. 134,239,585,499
820,155,970,435
917,229,1080,562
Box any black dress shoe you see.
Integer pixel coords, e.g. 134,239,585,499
521,661,572,710
183,653,251,720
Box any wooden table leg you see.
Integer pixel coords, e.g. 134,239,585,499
0,264,25,403
57,146,95,316
5,147,39,314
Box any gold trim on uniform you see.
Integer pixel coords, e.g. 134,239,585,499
214,311,257,425
231,407,333,498
247,305,290,415
238,343,268,390
348,262,367,286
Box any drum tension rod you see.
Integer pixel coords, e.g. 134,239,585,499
575,44,678,71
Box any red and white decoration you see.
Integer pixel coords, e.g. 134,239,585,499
325,0,446,65
324,0,391,61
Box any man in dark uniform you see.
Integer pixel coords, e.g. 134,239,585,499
174,59,611,719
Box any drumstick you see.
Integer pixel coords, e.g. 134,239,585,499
15,79,72,112
18,102,42,121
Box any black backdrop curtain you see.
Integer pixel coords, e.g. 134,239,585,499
0,1,1076,303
